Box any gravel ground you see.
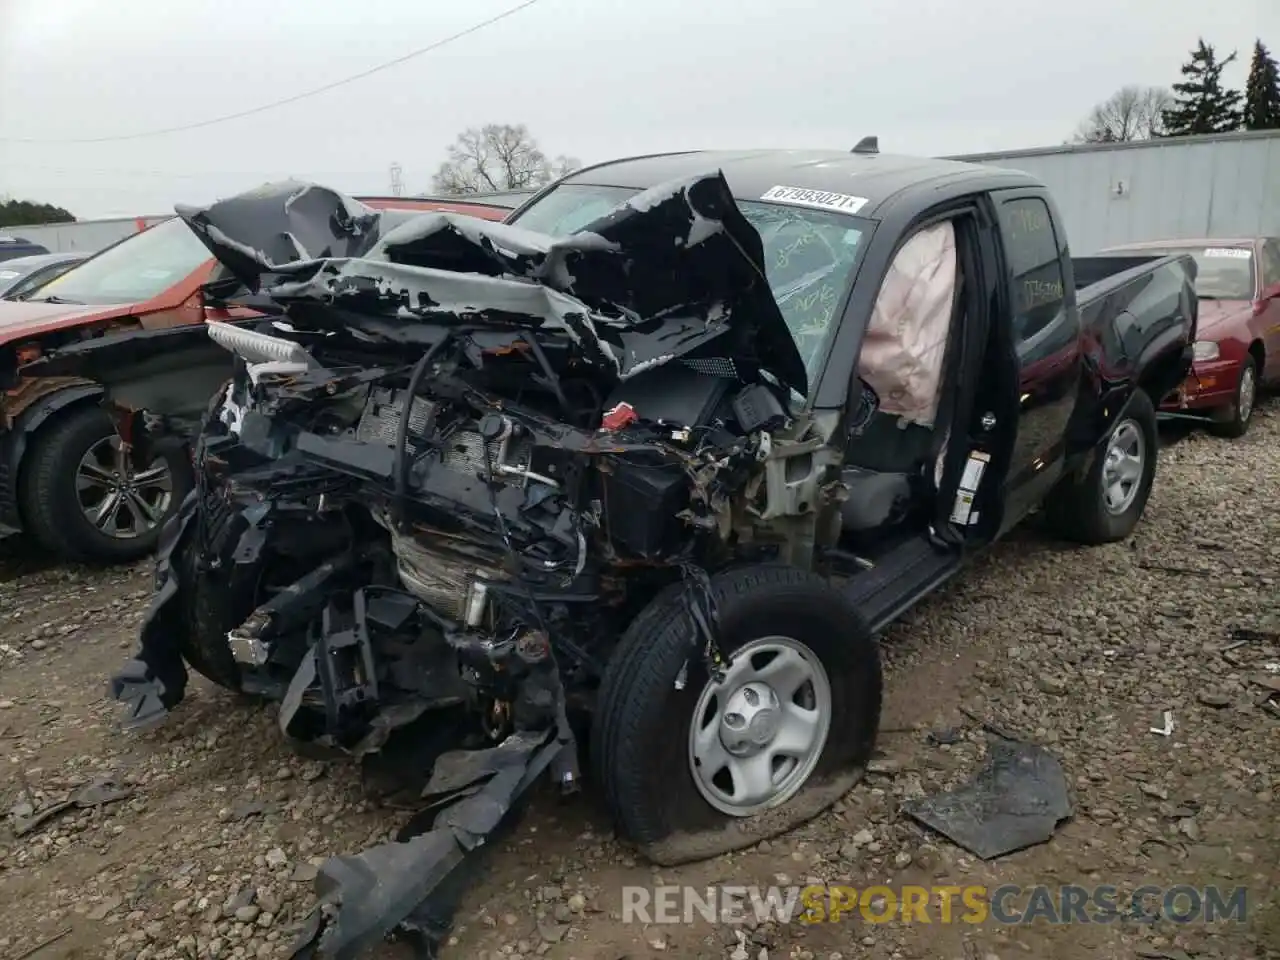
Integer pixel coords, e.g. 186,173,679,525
1,401,1278,960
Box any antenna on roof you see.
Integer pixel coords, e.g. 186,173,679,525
852,136,879,154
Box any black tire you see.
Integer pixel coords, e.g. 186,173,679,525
176,515,247,692
1043,389,1158,545
591,564,882,867
19,403,195,563
1208,355,1258,439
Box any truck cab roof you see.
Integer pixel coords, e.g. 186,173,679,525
559,149,1041,219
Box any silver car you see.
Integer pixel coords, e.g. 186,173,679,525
0,252,90,300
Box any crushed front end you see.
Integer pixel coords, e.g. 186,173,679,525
107,175,848,958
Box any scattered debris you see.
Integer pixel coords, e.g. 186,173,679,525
1195,691,1231,708
900,734,1072,859
1149,711,1174,736
8,774,133,837
11,927,72,960
926,726,964,746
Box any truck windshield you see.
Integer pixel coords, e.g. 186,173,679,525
30,217,212,306
1137,246,1255,301
511,183,868,390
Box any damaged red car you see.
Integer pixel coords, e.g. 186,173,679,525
27,151,1195,958
0,195,514,563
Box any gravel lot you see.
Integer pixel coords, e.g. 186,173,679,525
1,401,1278,960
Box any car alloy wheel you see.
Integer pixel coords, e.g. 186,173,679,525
76,435,174,539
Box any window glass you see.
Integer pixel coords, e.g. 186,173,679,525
6,264,66,299
1125,245,1255,300
33,218,211,305
996,197,1065,342
1261,241,1280,289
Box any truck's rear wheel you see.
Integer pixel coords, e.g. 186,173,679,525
1044,388,1157,544
20,403,194,563
591,565,881,866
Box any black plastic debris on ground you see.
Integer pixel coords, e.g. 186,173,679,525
900,734,1071,860
287,728,565,960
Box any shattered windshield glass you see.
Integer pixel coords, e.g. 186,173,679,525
512,183,868,388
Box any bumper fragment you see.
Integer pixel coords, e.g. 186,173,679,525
289,729,567,960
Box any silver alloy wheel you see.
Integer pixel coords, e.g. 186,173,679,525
75,436,173,539
688,635,832,817
1100,419,1145,516
1238,364,1256,425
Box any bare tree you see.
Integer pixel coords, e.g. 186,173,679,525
1072,86,1174,143
431,124,580,194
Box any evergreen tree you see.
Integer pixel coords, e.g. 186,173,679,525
1244,39,1280,130
1161,39,1244,136
0,199,75,228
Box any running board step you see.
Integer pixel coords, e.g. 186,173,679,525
843,534,961,633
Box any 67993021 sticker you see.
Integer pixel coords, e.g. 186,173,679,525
760,185,869,215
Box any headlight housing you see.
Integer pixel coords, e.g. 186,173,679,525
1192,340,1220,362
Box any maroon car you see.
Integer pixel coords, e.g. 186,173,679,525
1102,237,1280,437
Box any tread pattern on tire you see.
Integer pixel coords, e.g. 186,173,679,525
20,402,194,563
18,404,96,561
592,563,880,853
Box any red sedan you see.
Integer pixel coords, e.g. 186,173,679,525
1102,237,1280,437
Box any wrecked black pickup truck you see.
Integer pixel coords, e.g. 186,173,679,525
26,150,1196,958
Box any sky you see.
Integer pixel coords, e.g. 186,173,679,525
1,0,1275,218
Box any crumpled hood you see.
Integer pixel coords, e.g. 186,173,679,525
177,175,809,396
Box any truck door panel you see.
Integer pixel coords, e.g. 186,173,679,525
991,192,1083,528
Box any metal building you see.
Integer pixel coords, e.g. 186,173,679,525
1,215,169,254
946,129,1280,254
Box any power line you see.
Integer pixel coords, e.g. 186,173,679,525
0,0,543,145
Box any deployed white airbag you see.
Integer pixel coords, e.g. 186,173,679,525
857,221,957,428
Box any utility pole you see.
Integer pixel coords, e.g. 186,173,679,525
389,163,404,197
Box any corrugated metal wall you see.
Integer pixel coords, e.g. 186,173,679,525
2,216,169,254
946,130,1280,255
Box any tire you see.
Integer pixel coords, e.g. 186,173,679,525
19,402,195,564
1043,389,1158,545
175,512,247,692
591,564,882,867
1208,355,1257,439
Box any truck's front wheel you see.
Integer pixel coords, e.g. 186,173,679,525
1044,388,1158,544
20,404,194,563
591,565,881,866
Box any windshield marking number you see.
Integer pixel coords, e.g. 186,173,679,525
1203,247,1251,259
760,185,868,215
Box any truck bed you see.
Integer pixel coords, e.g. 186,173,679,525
1072,252,1197,384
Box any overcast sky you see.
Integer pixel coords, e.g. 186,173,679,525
1,0,1275,218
